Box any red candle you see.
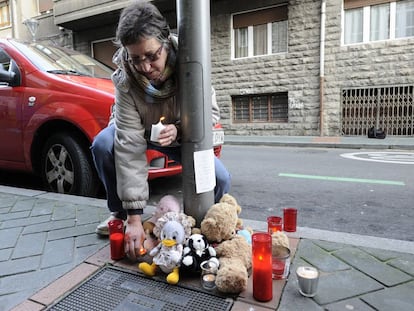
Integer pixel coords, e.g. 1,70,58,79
109,232,124,260
108,219,125,260
267,216,282,234
252,232,272,302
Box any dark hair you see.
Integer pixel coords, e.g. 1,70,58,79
115,0,170,47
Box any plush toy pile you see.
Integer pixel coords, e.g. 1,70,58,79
138,194,252,294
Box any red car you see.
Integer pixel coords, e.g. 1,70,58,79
0,39,224,197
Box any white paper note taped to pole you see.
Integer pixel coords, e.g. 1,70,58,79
194,149,216,194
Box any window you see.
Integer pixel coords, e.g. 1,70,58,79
232,93,288,123
0,1,10,28
232,5,288,59
39,0,53,14
343,0,414,44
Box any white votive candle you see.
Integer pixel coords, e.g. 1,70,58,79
150,117,166,142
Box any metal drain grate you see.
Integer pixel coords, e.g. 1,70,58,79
47,266,233,311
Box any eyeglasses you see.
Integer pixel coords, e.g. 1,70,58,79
128,45,163,66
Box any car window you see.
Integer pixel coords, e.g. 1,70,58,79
0,49,11,71
10,40,114,79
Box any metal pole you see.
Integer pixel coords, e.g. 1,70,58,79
176,0,214,225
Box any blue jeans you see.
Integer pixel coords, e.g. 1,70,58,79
90,123,231,218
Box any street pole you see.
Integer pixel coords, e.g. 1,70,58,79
176,0,215,225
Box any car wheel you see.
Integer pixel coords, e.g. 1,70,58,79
41,132,99,196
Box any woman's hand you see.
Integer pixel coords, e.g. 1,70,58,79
158,124,177,146
124,215,145,261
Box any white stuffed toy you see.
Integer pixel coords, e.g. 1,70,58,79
138,211,195,284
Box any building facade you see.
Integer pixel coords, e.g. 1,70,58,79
2,0,414,136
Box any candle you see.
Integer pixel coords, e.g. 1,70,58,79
109,232,124,260
108,219,125,260
252,232,272,302
296,266,319,297
200,260,218,290
150,116,166,142
267,216,282,234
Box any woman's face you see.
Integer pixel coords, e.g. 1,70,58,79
126,37,168,83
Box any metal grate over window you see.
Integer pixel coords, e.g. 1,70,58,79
341,85,414,136
233,92,288,123
47,266,233,311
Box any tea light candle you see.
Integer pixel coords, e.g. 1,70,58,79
252,232,273,302
150,116,166,142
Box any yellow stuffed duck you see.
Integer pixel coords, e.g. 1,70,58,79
139,211,195,284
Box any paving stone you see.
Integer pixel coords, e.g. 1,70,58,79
47,223,98,241
0,227,22,249
0,256,41,277
313,269,384,305
333,247,412,286
74,243,108,265
388,257,414,276
324,298,376,311
51,202,77,220
22,219,76,234
361,281,414,311
12,232,47,259
0,194,18,208
75,233,106,248
41,238,74,268
0,206,10,214
0,248,12,262
311,240,347,252
1,211,30,221
0,288,35,311
2,215,51,230
10,198,36,212
75,205,103,225
30,199,55,216
362,246,402,261
296,239,350,272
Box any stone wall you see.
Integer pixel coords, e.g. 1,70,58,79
211,0,414,136
211,0,322,136
323,0,414,136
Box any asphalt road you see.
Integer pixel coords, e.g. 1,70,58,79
220,145,414,242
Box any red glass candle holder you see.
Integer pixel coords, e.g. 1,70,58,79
252,232,273,302
283,208,297,232
267,216,282,234
108,219,125,260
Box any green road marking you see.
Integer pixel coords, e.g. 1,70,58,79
279,173,405,186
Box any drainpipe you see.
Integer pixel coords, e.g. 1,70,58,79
319,0,326,136
176,0,214,225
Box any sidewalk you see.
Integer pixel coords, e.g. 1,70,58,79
1,185,413,311
1,136,414,311
224,135,414,150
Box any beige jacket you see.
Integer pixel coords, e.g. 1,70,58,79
111,38,220,213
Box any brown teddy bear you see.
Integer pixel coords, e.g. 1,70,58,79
200,194,252,294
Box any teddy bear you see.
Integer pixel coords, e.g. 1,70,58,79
200,194,252,294
142,195,181,252
181,233,219,274
138,211,195,285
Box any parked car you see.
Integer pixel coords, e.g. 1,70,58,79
0,39,224,197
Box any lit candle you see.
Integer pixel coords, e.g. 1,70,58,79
252,232,273,302
150,116,166,142
108,219,125,260
109,232,124,260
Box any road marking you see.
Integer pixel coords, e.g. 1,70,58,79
340,152,414,164
279,173,405,186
